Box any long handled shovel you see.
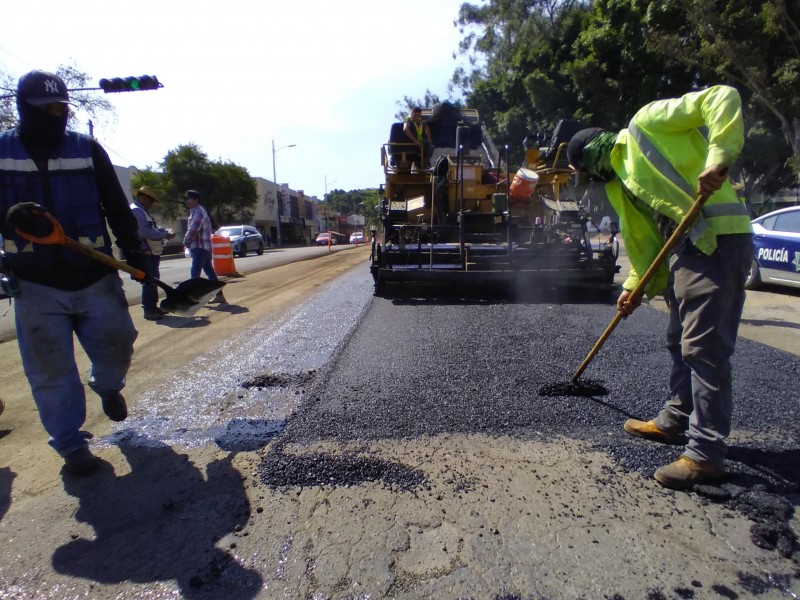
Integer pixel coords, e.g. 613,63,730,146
15,211,225,317
570,191,712,384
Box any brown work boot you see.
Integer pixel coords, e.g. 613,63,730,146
623,419,687,445
654,455,724,490
208,291,227,304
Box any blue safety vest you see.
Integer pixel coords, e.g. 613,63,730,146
0,130,111,273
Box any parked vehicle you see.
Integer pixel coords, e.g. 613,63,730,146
349,232,365,244
216,225,264,257
316,232,336,246
746,205,800,291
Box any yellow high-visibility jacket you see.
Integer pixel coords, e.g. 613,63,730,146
606,85,753,297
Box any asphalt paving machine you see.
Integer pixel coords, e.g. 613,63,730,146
371,103,620,297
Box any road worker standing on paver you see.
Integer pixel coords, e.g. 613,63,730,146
567,85,754,490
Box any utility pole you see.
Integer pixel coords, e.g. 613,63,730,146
272,140,296,247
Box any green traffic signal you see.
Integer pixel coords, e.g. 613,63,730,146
98,75,161,93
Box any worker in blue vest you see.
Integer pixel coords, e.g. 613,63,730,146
0,70,147,476
567,86,753,490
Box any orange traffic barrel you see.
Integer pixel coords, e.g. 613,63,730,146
211,234,239,276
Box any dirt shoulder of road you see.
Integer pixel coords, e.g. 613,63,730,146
0,247,370,510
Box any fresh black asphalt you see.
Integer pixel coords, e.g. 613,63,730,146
261,290,800,561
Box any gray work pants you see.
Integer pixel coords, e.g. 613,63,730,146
654,233,754,466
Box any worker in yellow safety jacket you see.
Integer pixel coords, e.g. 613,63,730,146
567,85,754,490
403,106,434,168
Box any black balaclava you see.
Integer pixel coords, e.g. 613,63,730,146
17,101,68,160
16,71,70,160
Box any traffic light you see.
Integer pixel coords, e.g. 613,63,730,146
98,75,161,93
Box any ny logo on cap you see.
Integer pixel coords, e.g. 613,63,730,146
44,79,60,94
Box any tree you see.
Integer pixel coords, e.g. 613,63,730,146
452,0,799,198
0,62,115,132
453,0,593,164
320,188,381,232
394,91,452,121
132,143,257,226
567,0,697,128
645,0,800,180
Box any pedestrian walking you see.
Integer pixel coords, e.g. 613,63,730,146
566,85,754,490
130,186,175,320
182,189,226,303
0,70,147,475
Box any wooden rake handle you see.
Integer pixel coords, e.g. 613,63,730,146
571,191,711,382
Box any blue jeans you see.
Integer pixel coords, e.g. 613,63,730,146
655,234,754,465
14,274,138,456
189,247,219,280
141,253,161,312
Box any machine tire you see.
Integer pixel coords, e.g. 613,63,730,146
238,245,247,258
256,242,264,256
744,259,761,290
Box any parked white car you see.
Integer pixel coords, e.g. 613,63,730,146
747,206,800,291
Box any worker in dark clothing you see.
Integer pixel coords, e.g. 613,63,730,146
567,86,754,490
0,70,146,476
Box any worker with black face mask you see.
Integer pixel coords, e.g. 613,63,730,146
0,70,146,476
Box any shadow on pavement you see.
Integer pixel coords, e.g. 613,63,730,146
207,303,250,315
0,466,15,522
52,433,262,598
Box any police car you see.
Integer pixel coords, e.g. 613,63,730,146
746,205,800,291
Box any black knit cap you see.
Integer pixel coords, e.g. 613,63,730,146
184,189,201,200
566,127,604,170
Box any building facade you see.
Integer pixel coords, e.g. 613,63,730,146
252,177,321,246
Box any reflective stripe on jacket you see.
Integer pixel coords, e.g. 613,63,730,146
606,86,753,296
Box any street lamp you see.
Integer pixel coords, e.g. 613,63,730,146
323,176,338,234
272,140,296,247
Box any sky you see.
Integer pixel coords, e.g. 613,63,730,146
1,0,475,199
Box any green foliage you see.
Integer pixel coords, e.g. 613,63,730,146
567,0,696,128
453,0,592,163
450,0,799,195
320,188,381,231
131,143,257,226
395,91,453,121
644,0,800,179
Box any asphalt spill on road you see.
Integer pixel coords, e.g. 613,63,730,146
538,378,609,397
259,441,427,491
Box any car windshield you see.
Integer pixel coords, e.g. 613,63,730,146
217,227,243,238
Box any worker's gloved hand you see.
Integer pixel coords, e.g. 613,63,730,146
124,251,150,282
4,202,53,237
